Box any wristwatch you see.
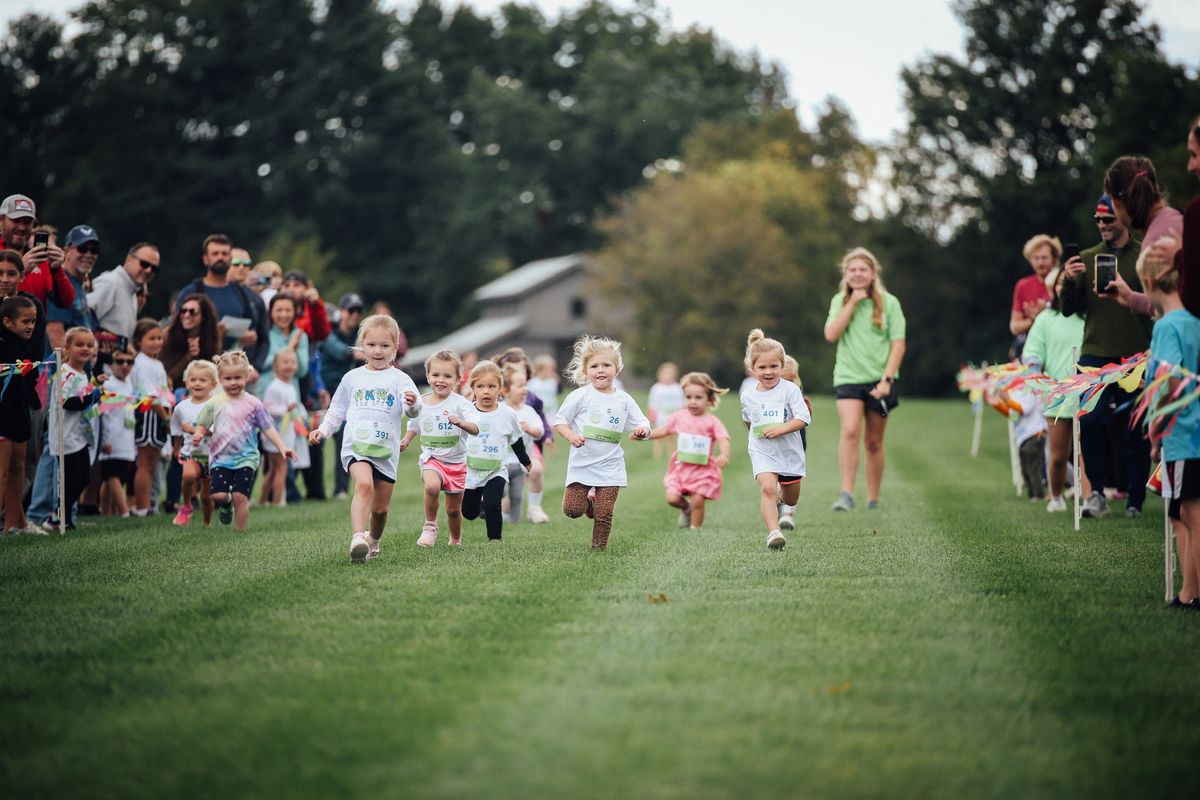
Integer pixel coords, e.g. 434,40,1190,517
883,376,895,384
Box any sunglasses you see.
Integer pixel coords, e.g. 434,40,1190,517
179,307,201,316
137,258,160,274
1094,215,1117,224
231,258,252,266
112,358,134,366
75,244,100,255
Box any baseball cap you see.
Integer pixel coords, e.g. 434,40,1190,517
0,194,36,219
338,292,364,311
282,269,308,284
64,225,100,247
1095,195,1116,217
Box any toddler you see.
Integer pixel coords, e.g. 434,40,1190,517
98,347,137,517
461,360,531,541
170,359,218,526
647,371,730,529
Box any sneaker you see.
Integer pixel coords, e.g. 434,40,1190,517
417,521,438,548
1046,496,1067,513
831,491,855,512
218,502,233,525
350,532,371,563
866,500,879,511
767,529,787,550
1081,492,1109,518
778,512,795,530
1125,506,1142,519
527,505,550,524
677,499,691,528
366,534,381,560
41,516,60,533
172,504,194,526
333,491,349,500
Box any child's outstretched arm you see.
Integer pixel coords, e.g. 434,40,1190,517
762,417,807,439
262,425,298,462
449,415,479,435
714,437,731,468
645,423,673,441
311,381,349,444
402,389,422,418
554,422,584,448
191,424,209,448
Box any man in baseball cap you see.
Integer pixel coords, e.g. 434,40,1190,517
0,194,74,313
46,225,102,348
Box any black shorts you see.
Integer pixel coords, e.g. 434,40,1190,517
1165,459,1200,521
347,458,395,484
0,407,31,443
835,382,899,415
210,466,257,497
778,474,803,485
134,410,168,449
99,458,135,483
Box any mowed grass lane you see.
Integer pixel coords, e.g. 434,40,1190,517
1,396,1197,799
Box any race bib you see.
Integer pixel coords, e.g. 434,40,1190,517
582,404,623,443
350,420,394,458
466,432,503,472
676,432,711,465
419,409,461,448
750,401,786,439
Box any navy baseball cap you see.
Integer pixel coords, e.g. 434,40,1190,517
64,225,100,247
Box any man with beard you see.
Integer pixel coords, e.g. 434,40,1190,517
177,234,268,371
46,225,100,350
0,194,73,313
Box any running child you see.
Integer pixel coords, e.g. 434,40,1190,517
501,363,544,524
553,335,650,550
461,360,531,541
45,327,104,532
399,349,478,548
192,352,296,530
170,359,217,526
647,361,684,459
130,318,172,516
740,329,810,550
97,347,137,517
260,348,305,508
528,354,560,421
310,314,421,562
492,348,552,523
646,371,730,529
0,294,37,534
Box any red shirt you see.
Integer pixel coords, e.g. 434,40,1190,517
0,236,75,311
296,298,330,343
1011,274,1051,318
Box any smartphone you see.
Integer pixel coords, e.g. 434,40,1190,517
33,230,49,249
1095,253,1118,294
1063,242,1080,262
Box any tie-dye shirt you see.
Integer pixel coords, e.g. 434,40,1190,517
195,391,274,470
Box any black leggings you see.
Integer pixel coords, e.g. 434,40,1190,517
62,448,91,526
462,476,507,540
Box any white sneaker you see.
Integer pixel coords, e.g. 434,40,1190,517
350,532,371,563
767,529,786,550
527,505,550,524
1046,496,1067,513
417,521,438,548
779,513,795,531
1081,491,1109,518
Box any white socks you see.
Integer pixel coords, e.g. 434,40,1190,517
779,504,795,515
528,491,543,508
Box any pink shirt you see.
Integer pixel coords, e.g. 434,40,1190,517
663,409,730,453
1012,274,1051,317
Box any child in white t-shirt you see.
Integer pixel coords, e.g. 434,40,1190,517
527,355,560,422
260,348,306,508
501,364,544,523
461,361,531,541
647,361,684,459
46,327,104,531
740,329,810,550
170,359,217,526
553,335,650,550
98,347,137,517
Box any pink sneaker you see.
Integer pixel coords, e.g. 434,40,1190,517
172,504,194,526
417,521,438,548
366,534,381,560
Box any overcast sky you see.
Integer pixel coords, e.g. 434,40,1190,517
12,0,1200,142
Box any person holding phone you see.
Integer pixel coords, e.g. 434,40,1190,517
0,194,74,315
1060,194,1152,519
824,247,906,512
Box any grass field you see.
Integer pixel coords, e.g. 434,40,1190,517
2,396,1198,799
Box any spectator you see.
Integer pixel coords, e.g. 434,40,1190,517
161,294,221,388
229,246,253,287
251,260,282,304
88,241,160,359
0,194,73,313
280,270,331,343
319,292,364,499
1101,156,1184,315
177,234,268,371
1009,234,1060,357
1060,195,1151,519
46,225,100,351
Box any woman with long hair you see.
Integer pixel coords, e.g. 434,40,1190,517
162,294,221,388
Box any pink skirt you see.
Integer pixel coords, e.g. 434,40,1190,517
420,456,466,493
663,455,723,500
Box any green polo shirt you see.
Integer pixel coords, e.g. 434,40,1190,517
827,291,906,386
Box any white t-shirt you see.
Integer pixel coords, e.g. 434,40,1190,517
262,378,303,453
170,396,211,461
317,365,421,481
463,404,524,488
527,375,560,419
49,363,94,456
130,352,170,405
553,385,649,487
648,381,684,419
407,392,474,465
98,376,137,462
503,403,544,467
740,380,811,477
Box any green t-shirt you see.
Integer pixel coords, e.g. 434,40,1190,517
1022,308,1084,419
827,291,906,386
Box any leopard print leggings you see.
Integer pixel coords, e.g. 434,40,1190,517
562,483,621,549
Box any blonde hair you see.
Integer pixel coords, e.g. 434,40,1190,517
64,326,95,347
356,314,400,349
782,355,804,389
253,260,282,279
565,335,623,386
183,359,218,384
424,349,463,379
214,350,251,375
744,329,786,371
838,247,889,328
533,354,556,375
272,347,299,370
469,359,504,388
1022,234,1062,264
1136,247,1179,293
502,362,526,388
680,371,728,408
